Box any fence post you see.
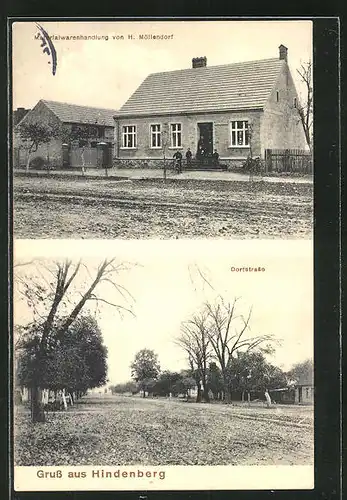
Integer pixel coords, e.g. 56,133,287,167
265,149,272,173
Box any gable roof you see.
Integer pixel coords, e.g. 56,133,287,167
295,371,314,387
117,58,285,117
41,100,118,127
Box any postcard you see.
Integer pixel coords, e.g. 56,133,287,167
10,19,315,494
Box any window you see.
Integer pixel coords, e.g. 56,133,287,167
276,91,279,102
88,125,98,137
98,126,105,139
230,121,249,147
306,388,309,398
150,124,161,148
170,123,182,148
122,125,137,148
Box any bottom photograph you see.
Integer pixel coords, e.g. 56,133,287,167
13,240,314,491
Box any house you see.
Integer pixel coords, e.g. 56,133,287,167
294,371,314,404
13,100,118,169
114,45,308,169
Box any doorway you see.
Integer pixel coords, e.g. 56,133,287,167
197,122,213,157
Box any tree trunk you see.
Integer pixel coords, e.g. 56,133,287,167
61,388,68,410
26,151,32,173
224,390,232,403
223,377,232,403
265,390,271,408
247,392,251,406
142,389,146,398
31,385,45,422
202,383,210,403
196,384,202,403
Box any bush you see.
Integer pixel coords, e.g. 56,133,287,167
29,156,46,170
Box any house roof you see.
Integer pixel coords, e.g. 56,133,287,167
296,372,314,386
41,100,118,127
117,58,285,117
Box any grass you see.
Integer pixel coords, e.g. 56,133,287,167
14,394,314,466
14,176,313,239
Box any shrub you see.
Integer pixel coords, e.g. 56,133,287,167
29,156,46,170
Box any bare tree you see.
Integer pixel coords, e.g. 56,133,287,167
297,60,313,151
14,258,134,422
176,310,212,403
205,297,275,403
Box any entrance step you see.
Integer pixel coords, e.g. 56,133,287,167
182,166,228,172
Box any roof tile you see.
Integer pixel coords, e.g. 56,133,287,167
117,58,284,116
42,100,117,127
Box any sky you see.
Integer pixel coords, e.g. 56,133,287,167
14,239,313,385
12,20,312,111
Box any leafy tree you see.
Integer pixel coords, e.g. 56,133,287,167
110,381,138,394
173,372,196,400
154,371,182,397
17,121,60,171
16,315,108,407
14,258,133,422
287,358,313,385
130,349,160,398
227,350,287,402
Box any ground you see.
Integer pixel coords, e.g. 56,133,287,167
15,394,314,466
14,171,313,239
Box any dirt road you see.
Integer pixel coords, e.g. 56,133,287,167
15,394,314,466
14,176,313,239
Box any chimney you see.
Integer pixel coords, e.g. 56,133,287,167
279,44,288,62
192,56,207,68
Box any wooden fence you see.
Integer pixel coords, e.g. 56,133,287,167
264,149,312,174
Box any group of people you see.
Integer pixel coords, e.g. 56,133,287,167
172,142,219,173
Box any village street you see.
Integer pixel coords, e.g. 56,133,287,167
14,173,313,239
15,394,314,467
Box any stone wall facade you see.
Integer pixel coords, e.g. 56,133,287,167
114,110,262,167
261,63,308,152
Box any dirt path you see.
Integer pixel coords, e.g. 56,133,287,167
14,177,313,239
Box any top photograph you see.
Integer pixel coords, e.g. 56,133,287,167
12,20,313,240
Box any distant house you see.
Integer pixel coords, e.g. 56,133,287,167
294,371,314,405
114,45,308,168
13,100,118,169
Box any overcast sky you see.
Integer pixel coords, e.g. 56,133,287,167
14,240,313,385
12,20,312,111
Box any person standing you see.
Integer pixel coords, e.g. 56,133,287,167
212,149,219,167
173,150,182,173
185,148,192,167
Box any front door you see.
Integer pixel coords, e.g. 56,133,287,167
197,122,213,157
